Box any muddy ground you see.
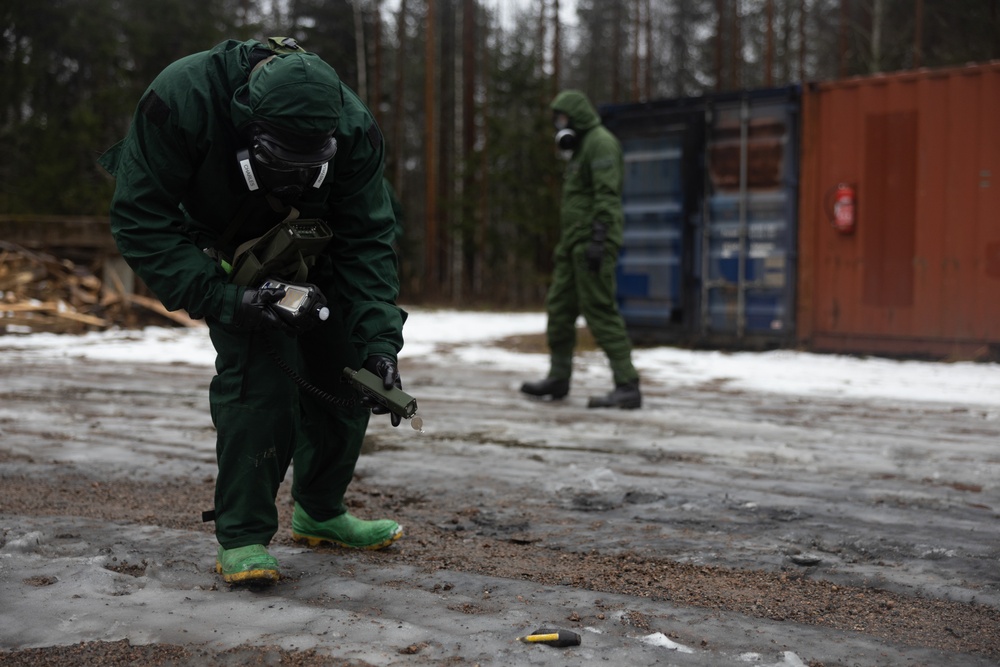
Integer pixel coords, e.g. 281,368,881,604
1,332,999,666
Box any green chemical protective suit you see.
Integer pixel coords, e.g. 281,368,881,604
99,38,405,550
538,91,639,403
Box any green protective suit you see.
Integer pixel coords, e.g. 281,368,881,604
546,90,638,385
98,39,405,549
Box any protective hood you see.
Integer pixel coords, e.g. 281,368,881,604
550,90,601,133
230,51,343,137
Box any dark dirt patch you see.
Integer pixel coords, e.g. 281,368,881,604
2,465,998,663
20,576,57,587
0,638,374,667
350,494,1000,660
103,559,148,577
0,471,216,532
493,328,598,355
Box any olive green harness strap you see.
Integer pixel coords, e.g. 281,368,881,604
229,201,299,263
209,194,297,263
266,36,306,54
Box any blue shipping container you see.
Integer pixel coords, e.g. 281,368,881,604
604,87,800,347
617,135,685,329
699,92,799,341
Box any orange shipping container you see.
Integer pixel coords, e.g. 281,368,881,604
798,63,1000,359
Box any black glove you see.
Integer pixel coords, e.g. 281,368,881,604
585,221,608,274
234,284,293,332
363,355,403,427
234,282,327,334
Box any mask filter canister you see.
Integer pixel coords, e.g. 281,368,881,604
555,128,577,159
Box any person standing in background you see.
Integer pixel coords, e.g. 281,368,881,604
521,90,641,410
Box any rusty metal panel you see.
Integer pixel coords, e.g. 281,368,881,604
798,63,1000,359
862,110,918,308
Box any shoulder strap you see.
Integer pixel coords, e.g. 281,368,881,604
266,36,306,54
244,38,304,79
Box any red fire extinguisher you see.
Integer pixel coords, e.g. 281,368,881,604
826,183,856,234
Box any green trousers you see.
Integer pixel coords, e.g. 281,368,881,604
207,314,370,549
545,243,638,385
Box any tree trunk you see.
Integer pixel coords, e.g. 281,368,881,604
765,0,774,86
553,0,561,95
373,0,383,124
461,0,477,298
424,0,439,297
631,0,640,101
353,0,367,101
839,0,849,78
871,0,884,73
392,0,408,191
644,0,652,99
439,0,456,299
715,0,725,90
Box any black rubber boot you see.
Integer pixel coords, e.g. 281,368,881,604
587,380,641,410
520,377,570,399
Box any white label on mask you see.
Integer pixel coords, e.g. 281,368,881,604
312,162,329,188
240,156,259,191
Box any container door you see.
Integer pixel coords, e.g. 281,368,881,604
700,94,798,342
616,134,687,335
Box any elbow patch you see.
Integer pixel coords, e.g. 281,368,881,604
367,121,383,150
139,90,170,127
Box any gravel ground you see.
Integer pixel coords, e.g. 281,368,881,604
1,332,998,666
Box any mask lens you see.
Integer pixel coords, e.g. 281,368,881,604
249,144,319,198
252,126,337,170
253,142,307,173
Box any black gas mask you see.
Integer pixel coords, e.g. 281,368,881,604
237,122,337,200
553,111,576,159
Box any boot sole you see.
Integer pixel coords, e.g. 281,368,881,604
292,526,403,551
587,400,642,410
215,562,280,584
520,388,569,399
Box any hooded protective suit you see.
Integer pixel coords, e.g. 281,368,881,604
99,38,405,549
549,90,625,254
536,90,638,392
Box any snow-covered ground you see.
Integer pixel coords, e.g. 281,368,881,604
3,308,998,408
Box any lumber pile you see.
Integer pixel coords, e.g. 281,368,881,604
0,241,201,334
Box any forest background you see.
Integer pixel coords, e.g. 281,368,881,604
2,0,999,307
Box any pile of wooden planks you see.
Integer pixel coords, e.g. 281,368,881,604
0,241,200,334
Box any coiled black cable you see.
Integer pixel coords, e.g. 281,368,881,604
261,333,361,409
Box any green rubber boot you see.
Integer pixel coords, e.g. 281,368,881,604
215,544,280,584
292,503,403,550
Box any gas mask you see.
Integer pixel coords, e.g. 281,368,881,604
553,112,576,159
237,122,337,200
